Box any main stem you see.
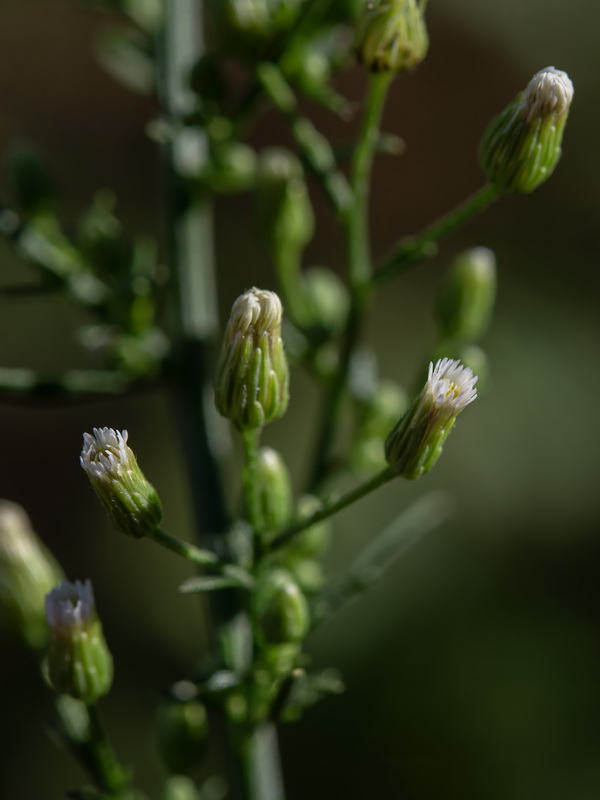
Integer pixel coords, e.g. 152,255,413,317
309,73,393,492
158,2,284,798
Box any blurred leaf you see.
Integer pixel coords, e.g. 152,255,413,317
95,27,155,95
179,575,247,593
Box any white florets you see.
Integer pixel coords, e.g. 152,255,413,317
45,579,95,630
80,427,130,479
426,358,478,414
523,66,574,123
228,288,283,340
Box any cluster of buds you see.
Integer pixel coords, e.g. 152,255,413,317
80,427,163,539
215,288,289,430
45,579,113,704
480,66,574,194
385,358,478,479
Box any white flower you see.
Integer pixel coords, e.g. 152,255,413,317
80,428,162,538
521,67,574,123
45,579,95,632
385,358,478,479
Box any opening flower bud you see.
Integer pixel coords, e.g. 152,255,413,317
0,500,64,649
215,288,290,430
80,427,163,539
385,358,477,479
354,0,429,74
45,579,113,704
479,66,574,194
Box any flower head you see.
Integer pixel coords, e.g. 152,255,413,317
354,0,429,74
385,358,477,479
80,428,162,539
45,579,113,703
215,288,289,430
480,66,574,194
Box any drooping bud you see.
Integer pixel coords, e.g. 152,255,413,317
479,66,574,194
435,248,497,344
80,427,163,539
256,447,293,538
254,568,309,647
157,701,209,774
215,288,289,430
45,579,113,703
354,0,429,74
0,501,63,649
385,358,477,479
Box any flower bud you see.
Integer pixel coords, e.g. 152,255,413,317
354,0,428,74
194,141,257,194
80,427,163,539
254,568,309,646
285,495,331,561
302,268,349,341
45,579,113,703
215,288,289,430
256,148,314,258
256,447,293,537
157,701,209,774
479,66,574,194
0,501,63,649
385,358,477,479
352,380,409,473
435,248,497,344
162,776,200,800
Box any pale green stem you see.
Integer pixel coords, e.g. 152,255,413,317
374,183,500,286
308,73,393,491
271,466,396,551
241,427,263,535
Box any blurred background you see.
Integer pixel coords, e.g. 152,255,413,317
1,1,600,798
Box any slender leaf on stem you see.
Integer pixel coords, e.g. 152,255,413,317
312,491,455,626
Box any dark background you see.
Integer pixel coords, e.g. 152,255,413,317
1,1,600,798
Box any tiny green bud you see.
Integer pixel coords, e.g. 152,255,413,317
162,776,200,800
302,268,350,340
157,701,209,775
215,288,290,430
45,579,113,703
256,447,293,537
385,358,477,479
254,568,309,646
354,0,428,74
195,141,257,194
80,427,163,539
257,148,314,257
435,248,497,343
0,501,64,649
480,66,574,194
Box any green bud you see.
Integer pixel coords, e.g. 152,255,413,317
302,268,350,340
4,140,55,216
215,288,290,430
80,427,163,539
288,559,325,595
385,358,477,479
285,495,331,561
45,579,113,703
352,380,409,472
435,248,497,343
480,66,574,194
257,148,314,257
206,0,304,61
256,447,293,537
195,141,257,194
0,501,64,649
354,0,428,74
157,701,209,774
254,568,309,646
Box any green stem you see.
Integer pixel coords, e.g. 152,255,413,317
308,74,393,491
150,527,254,588
348,72,394,289
239,724,285,800
373,183,500,286
84,703,130,797
271,466,395,551
241,427,263,535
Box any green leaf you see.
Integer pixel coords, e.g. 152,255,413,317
179,575,247,593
